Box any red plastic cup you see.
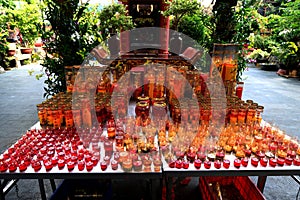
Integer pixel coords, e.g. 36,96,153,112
77,160,85,171
175,160,182,169
269,158,277,167
204,160,211,169
67,161,75,171
223,159,230,169
51,156,58,165
260,157,268,167
183,161,189,169
241,157,249,167
19,161,27,172
277,158,285,166
287,150,296,159
234,159,241,168
244,149,252,157
0,162,8,172
293,158,300,166
194,159,202,169
214,160,221,169
86,161,94,171
32,161,42,172
285,157,293,166
44,161,53,171
251,157,259,167
91,156,99,166
8,162,17,172
111,160,119,170
168,160,176,168
100,161,108,171
58,159,65,169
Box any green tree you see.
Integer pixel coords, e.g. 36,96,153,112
5,1,43,47
162,0,201,31
98,4,134,40
177,9,213,50
0,0,15,69
41,1,134,97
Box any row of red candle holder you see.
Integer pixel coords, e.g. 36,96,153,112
167,156,300,170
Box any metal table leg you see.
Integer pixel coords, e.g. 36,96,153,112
165,176,173,200
257,176,267,193
0,180,5,200
38,179,47,200
50,179,56,192
150,178,162,200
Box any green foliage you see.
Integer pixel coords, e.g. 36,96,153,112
4,1,43,47
232,0,261,43
41,0,99,97
0,0,15,9
248,34,271,51
41,1,134,98
271,42,299,69
162,0,201,31
98,4,134,40
177,10,213,50
0,0,15,69
248,48,270,60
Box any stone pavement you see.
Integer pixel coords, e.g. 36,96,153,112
0,64,299,199
0,64,59,200
242,66,300,200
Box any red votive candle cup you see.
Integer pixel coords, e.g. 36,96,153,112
44,161,53,171
256,151,265,160
260,157,268,167
32,161,42,172
9,162,18,172
51,156,58,165
293,158,300,166
187,152,196,163
197,152,206,162
244,149,252,157
67,161,75,171
58,159,65,169
86,161,94,171
285,157,293,166
241,157,249,167
0,162,8,172
214,160,221,169
234,159,241,168
19,161,27,172
287,150,296,159
269,158,277,167
183,161,189,169
216,151,225,161
111,160,118,170
223,159,230,169
77,160,85,171
175,160,183,169
91,156,99,166
168,160,176,168
204,160,211,169
194,159,202,169
100,161,108,171
236,82,244,99
277,158,285,166
251,157,259,167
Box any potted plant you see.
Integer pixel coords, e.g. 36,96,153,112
247,48,270,65
5,1,43,54
271,42,300,76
